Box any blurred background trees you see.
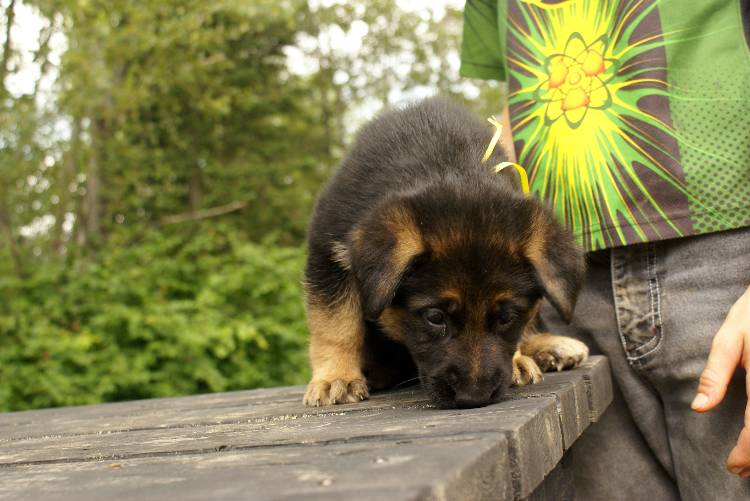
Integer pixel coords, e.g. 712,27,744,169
0,0,503,411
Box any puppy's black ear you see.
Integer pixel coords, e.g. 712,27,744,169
525,208,585,323
347,200,424,321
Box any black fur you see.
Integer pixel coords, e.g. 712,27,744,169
305,97,584,408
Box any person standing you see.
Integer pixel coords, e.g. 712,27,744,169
460,1,750,499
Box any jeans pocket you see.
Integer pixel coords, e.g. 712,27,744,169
611,244,664,367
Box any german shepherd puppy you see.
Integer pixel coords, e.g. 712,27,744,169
303,97,588,409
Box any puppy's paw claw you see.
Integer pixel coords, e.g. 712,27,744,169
531,336,589,372
512,353,543,386
303,378,369,406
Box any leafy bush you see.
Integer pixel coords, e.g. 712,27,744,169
0,226,310,411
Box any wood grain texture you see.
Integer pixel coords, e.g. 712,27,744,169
0,356,612,501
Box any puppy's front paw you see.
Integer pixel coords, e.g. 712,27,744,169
303,377,369,406
512,352,543,386
525,334,589,372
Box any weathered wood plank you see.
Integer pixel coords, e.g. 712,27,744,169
511,371,588,450
577,356,613,422
0,356,613,501
1,401,562,499
0,436,513,501
0,387,428,442
0,398,556,466
0,363,598,442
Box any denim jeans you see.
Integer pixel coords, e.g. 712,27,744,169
541,226,750,501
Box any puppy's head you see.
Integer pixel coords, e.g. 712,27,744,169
347,181,584,408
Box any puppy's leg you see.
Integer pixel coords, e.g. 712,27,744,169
521,332,589,372
512,349,543,386
303,289,369,406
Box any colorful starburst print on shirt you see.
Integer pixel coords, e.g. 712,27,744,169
534,33,619,130
460,0,750,251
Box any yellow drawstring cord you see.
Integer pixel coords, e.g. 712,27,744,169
482,116,530,195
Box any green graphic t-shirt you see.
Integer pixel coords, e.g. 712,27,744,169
460,0,750,251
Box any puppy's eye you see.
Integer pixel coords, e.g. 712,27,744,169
423,308,446,327
495,303,517,327
497,310,514,325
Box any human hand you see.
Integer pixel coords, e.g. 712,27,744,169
691,285,750,476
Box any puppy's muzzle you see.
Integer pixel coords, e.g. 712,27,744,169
429,366,507,409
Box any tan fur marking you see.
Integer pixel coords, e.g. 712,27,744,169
377,307,408,343
362,206,425,308
524,213,547,264
521,301,542,336
521,333,589,372
405,294,438,311
468,341,482,380
429,224,520,259
493,291,514,303
304,286,369,405
406,289,462,312
385,206,424,272
524,213,574,319
512,349,543,386
524,207,550,263
307,291,364,381
330,240,351,270
489,231,520,255
440,288,462,304
427,225,463,259
350,226,365,248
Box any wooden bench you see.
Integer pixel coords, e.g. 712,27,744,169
0,356,612,500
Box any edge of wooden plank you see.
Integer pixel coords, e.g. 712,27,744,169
576,356,613,423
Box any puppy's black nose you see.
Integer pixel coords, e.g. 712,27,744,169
452,384,501,408
453,396,491,408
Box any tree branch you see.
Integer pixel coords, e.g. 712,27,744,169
32,17,56,99
160,201,248,225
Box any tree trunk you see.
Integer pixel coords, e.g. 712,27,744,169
53,118,81,255
0,0,22,275
0,0,15,99
85,117,103,246
0,198,24,277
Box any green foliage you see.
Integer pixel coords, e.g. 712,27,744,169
0,227,309,411
0,0,503,411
